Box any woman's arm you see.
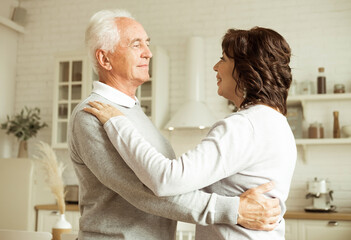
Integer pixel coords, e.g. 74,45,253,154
84,101,255,196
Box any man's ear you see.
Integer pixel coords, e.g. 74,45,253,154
96,49,112,70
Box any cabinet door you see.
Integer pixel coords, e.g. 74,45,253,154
37,210,60,232
65,211,80,232
285,219,298,240
52,54,93,148
298,219,351,240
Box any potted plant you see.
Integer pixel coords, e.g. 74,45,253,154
1,106,47,158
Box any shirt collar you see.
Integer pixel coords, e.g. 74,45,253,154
92,81,139,108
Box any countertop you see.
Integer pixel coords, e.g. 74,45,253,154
35,204,351,221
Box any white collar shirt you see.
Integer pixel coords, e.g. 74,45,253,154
92,81,139,108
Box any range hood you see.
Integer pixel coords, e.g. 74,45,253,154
164,37,217,130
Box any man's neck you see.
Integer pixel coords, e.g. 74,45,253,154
99,74,138,100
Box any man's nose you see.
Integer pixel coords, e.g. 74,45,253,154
142,45,152,59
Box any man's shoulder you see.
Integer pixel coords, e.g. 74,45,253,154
70,94,104,128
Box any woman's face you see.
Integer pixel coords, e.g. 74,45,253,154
213,53,244,107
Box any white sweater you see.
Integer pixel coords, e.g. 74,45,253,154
104,104,297,240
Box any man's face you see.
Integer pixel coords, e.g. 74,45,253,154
107,18,152,87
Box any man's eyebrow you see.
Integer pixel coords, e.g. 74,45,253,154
129,38,151,45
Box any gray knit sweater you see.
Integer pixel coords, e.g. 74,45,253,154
68,92,239,240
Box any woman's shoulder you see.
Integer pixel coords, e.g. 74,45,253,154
209,111,254,136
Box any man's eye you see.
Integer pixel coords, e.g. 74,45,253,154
133,43,140,48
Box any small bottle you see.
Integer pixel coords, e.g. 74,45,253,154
317,67,326,94
333,111,340,138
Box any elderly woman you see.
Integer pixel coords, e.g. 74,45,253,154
85,27,296,240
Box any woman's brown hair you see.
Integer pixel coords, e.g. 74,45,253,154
222,27,292,115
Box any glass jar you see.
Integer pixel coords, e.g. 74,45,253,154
334,84,345,94
308,122,324,139
300,81,312,95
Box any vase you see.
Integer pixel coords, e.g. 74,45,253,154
17,140,28,158
52,214,72,240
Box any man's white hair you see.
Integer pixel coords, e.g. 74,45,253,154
85,9,134,74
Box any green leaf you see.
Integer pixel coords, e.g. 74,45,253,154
0,106,48,140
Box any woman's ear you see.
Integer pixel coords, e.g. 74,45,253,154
96,49,112,70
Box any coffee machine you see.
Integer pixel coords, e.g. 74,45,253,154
305,178,336,212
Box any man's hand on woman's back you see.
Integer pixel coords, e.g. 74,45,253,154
238,182,281,231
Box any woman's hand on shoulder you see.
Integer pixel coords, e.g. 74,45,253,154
83,101,124,125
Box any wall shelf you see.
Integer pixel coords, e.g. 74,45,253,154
295,138,351,145
287,94,351,162
288,93,351,106
0,16,25,33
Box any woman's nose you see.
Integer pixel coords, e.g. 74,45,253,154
213,62,219,72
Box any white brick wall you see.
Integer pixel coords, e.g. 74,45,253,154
13,0,351,211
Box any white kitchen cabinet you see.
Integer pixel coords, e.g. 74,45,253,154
52,52,94,148
285,219,299,240
285,219,351,240
36,209,80,233
136,45,169,129
299,219,351,240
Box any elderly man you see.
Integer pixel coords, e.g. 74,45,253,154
68,9,280,240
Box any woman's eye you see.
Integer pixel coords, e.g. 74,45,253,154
220,57,225,61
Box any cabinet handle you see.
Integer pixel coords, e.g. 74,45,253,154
50,211,59,215
327,221,338,226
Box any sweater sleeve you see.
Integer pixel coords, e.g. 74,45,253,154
103,114,255,197
70,109,240,226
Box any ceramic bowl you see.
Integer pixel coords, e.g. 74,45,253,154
342,125,351,137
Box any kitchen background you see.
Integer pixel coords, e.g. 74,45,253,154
1,0,351,232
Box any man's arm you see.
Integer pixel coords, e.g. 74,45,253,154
70,109,236,225
71,108,280,229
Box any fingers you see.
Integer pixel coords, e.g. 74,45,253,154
266,204,281,218
88,101,103,109
252,181,275,194
237,216,279,231
83,106,99,116
266,198,280,209
95,101,110,108
259,222,278,231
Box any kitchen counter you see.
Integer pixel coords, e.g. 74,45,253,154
284,211,351,221
35,204,351,221
35,204,79,212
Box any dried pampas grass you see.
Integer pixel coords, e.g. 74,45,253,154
33,141,66,214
